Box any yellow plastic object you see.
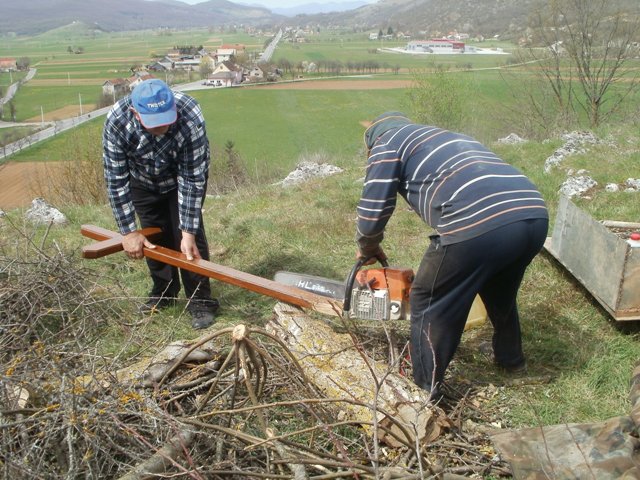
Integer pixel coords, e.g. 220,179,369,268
464,295,488,331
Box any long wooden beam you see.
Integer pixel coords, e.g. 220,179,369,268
80,224,342,317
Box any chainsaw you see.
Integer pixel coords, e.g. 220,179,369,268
275,255,414,321
275,255,487,329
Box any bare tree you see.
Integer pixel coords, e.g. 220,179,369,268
199,56,213,80
528,0,640,128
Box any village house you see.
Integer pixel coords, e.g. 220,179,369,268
148,57,174,72
244,65,265,82
165,49,183,60
220,44,245,54
101,78,129,98
205,61,243,87
173,55,202,71
0,58,17,71
215,48,236,63
128,72,155,90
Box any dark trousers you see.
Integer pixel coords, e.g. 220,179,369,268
409,218,549,394
130,179,212,303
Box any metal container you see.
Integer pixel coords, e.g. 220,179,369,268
544,195,640,321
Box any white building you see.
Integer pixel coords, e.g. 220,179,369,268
406,39,465,54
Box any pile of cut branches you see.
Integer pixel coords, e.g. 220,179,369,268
0,222,511,479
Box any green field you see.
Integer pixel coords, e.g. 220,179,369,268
3,76,522,178
1,23,522,125
0,23,541,171
272,36,515,72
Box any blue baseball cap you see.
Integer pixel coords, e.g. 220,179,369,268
131,79,177,128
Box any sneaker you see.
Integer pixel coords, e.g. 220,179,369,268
139,296,176,315
188,298,219,329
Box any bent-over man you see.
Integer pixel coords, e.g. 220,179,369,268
103,78,219,329
356,112,548,400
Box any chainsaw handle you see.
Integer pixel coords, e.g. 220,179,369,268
343,254,389,313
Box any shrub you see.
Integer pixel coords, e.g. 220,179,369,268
407,65,473,133
31,129,106,206
207,140,249,195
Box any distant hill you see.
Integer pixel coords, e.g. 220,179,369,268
2,0,637,40
269,1,370,17
0,0,283,35
0,0,539,39
296,0,540,40
303,0,640,40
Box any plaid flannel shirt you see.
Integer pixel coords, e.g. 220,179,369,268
102,91,210,235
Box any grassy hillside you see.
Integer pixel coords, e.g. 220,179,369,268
4,116,640,426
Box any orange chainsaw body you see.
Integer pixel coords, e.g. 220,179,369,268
351,267,414,320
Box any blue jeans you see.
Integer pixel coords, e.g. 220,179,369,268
409,218,549,395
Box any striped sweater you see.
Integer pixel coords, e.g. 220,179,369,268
356,124,548,253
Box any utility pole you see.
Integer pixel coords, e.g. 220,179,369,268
79,93,83,115
41,105,44,125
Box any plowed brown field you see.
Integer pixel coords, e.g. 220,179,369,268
0,161,64,210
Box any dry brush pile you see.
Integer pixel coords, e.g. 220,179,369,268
0,221,511,479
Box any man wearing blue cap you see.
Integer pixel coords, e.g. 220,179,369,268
356,112,549,402
102,78,218,329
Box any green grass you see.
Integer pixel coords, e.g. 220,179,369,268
11,84,101,121
0,125,42,147
194,87,409,177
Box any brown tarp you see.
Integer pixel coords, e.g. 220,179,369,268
490,366,640,479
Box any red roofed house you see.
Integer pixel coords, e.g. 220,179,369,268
102,78,129,98
220,43,245,54
128,73,155,90
0,58,17,71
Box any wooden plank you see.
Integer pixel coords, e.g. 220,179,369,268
80,225,343,317
80,225,163,259
601,220,640,230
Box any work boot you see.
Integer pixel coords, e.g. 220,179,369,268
188,298,220,330
139,296,177,315
496,360,528,374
